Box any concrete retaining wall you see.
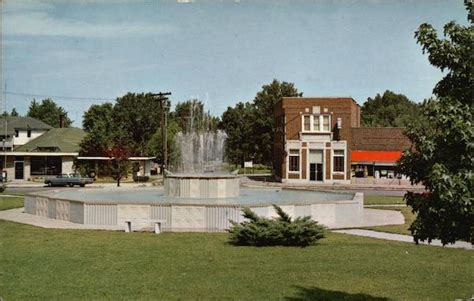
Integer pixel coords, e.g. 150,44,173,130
23,192,363,231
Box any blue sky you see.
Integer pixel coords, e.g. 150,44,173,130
2,0,468,127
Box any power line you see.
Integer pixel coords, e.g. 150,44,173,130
5,91,115,102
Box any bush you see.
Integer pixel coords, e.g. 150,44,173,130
228,205,325,247
0,185,5,193
133,175,149,182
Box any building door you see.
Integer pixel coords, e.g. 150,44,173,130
309,163,323,181
15,161,24,180
309,150,324,182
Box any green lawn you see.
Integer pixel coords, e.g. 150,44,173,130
364,195,405,205
0,194,24,211
0,220,471,301
363,206,416,236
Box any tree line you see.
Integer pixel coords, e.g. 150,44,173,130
7,85,423,167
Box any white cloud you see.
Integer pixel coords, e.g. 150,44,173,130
2,1,55,13
3,10,178,38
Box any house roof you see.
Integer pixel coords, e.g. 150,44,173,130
351,128,411,151
0,116,52,136
15,128,86,153
281,97,360,108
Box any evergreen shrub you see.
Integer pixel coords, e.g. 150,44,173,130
228,205,325,247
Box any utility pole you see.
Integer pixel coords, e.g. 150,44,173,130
3,82,7,181
151,92,171,175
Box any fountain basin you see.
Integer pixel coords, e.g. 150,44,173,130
24,187,364,231
164,174,239,198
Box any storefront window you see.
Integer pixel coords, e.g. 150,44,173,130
31,156,62,176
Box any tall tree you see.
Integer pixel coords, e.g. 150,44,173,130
80,103,114,156
221,102,257,165
145,119,181,169
221,79,302,166
361,91,421,127
27,99,72,127
399,2,473,245
252,80,302,165
112,93,166,156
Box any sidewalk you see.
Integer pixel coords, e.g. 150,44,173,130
333,229,472,250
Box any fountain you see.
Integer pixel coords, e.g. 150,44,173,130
164,100,239,198
23,100,366,232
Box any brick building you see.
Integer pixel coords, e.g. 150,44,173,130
273,97,410,184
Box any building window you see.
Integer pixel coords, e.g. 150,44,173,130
289,149,300,172
313,116,320,131
31,156,62,176
27,130,31,138
303,116,311,131
322,115,330,131
302,115,331,132
333,150,345,173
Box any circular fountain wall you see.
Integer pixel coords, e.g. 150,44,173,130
164,174,240,198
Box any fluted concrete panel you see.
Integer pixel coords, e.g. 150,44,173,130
35,197,49,217
56,200,70,221
84,204,117,225
151,205,172,230
206,206,240,231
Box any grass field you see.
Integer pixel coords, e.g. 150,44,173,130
0,194,24,211
0,219,472,301
364,195,405,205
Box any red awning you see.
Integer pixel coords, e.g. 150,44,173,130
351,151,402,163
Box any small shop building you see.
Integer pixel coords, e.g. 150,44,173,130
0,117,155,181
273,97,410,184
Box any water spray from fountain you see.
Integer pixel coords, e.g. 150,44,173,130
172,99,228,174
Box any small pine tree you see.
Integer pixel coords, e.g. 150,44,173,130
228,205,326,247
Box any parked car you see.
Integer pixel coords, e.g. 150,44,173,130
44,174,94,187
